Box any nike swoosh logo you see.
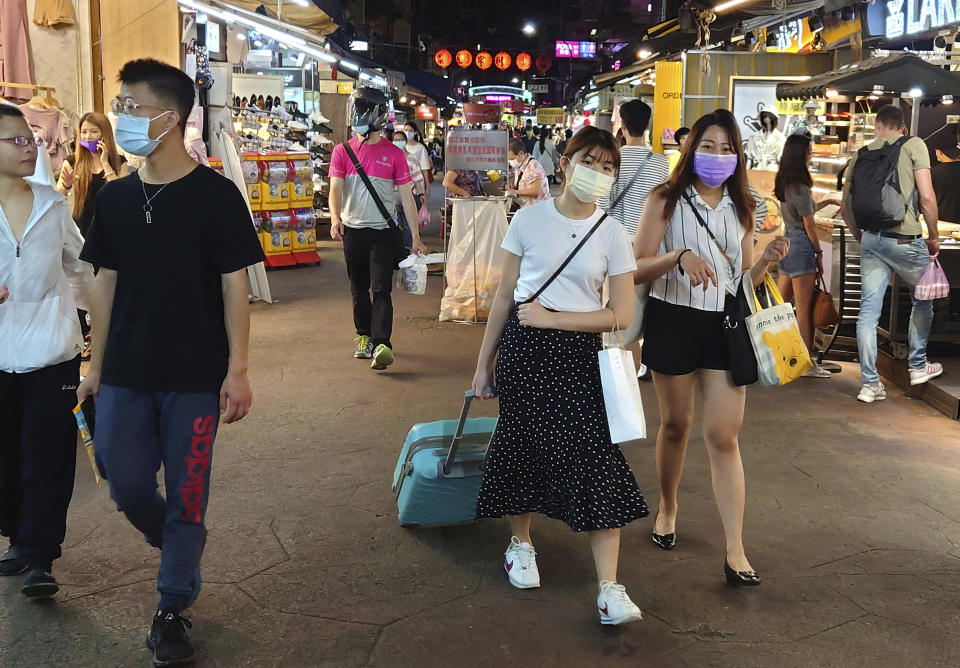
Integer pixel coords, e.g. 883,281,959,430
599,605,608,616
505,560,514,572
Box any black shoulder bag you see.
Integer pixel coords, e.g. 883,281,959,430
342,141,409,268
680,192,758,386
521,179,639,306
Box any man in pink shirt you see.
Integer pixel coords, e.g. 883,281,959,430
329,88,426,370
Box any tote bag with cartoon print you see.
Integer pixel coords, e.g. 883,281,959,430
745,274,812,386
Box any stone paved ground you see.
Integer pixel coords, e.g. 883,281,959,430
2,204,960,667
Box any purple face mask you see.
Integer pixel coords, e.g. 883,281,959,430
693,151,738,187
79,138,100,153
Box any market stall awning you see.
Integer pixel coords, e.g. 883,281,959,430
777,53,960,98
225,0,339,35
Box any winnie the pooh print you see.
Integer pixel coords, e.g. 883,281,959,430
761,326,812,385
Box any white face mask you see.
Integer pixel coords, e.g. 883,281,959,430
566,162,614,203
508,157,519,169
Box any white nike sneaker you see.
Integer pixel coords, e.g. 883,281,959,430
857,382,887,403
503,536,540,589
597,581,643,625
909,362,943,386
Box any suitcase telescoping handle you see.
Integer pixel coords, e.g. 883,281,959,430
442,389,492,475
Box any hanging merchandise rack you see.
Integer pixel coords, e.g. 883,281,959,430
0,82,57,104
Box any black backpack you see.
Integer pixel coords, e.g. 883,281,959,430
849,136,914,231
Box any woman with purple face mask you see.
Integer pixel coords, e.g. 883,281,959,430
632,109,789,588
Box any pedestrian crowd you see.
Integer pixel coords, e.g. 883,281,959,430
0,58,948,667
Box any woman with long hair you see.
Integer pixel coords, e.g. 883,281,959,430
403,120,432,200
57,112,128,236
634,109,789,587
56,112,128,360
473,127,648,625
774,134,835,378
532,125,558,184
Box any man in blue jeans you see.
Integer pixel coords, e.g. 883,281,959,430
841,104,941,403
78,60,264,667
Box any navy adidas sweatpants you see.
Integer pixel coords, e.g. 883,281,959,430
96,385,219,611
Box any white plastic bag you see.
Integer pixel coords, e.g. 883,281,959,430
598,344,646,444
397,254,427,295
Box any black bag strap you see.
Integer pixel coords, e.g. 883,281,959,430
522,174,639,305
681,191,737,276
342,140,400,231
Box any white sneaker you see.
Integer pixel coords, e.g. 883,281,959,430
909,362,943,386
309,109,331,124
503,536,540,589
597,581,643,625
316,134,334,145
857,382,887,403
803,363,832,379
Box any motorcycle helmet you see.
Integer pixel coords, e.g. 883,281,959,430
348,87,390,136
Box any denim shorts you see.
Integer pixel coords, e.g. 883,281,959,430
779,226,818,277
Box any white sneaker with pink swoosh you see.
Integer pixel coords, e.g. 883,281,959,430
504,536,540,589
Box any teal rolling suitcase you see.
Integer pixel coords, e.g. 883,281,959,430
392,390,496,527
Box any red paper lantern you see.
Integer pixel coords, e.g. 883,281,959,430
494,51,512,70
535,54,552,73
475,51,493,70
434,49,453,68
455,49,473,68
516,52,532,72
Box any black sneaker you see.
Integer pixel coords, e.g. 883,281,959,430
0,544,28,576
147,609,195,667
21,568,59,597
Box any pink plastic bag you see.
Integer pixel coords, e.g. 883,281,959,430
914,255,950,301
417,202,431,228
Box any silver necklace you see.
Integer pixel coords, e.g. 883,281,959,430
140,178,170,224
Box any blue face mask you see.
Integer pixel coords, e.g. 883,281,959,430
352,124,370,136
115,111,172,157
393,140,407,150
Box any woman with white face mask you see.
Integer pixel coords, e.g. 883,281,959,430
505,139,550,208
633,109,789,587
472,127,648,626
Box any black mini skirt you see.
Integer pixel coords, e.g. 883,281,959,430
641,297,730,376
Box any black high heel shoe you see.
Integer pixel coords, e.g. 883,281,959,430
651,531,676,550
724,560,761,587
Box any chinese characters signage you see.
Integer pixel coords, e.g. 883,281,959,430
445,130,510,171
536,107,565,125
885,0,960,38
555,41,597,59
462,103,502,125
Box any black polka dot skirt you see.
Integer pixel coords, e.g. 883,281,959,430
476,308,649,533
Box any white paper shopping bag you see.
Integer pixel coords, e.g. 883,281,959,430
598,347,647,443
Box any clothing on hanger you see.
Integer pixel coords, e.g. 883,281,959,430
19,103,74,171
1,0,33,99
33,0,75,27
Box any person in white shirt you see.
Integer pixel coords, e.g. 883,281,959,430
472,126,647,626
532,125,559,184
634,109,788,587
0,105,93,596
745,107,786,171
403,121,431,200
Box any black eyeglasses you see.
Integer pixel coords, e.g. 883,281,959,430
0,136,44,147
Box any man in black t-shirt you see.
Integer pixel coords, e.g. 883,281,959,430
77,60,264,667
932,131,960,223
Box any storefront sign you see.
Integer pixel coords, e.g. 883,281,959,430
484,94,513,102
885,0,960,38
527,84,549,94
652,61,683,154
462,103,502,124
536,107,565,125
445,130,510,171
767,20,812,53
337,82,354,95
555,41,597,59
506,99,526,113
416,106,438,121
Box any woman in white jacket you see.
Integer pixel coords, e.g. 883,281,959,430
532,125,559,184
0,105,92,598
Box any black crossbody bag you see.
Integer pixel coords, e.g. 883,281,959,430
680,192,758,386
342,141,409,268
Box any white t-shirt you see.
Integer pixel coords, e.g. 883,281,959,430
502,198,637,312
405,142,431,185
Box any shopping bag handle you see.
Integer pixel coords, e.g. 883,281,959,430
745,273,785,315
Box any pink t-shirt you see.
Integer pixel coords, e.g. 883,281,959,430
329,137,412,229
513,156,550,208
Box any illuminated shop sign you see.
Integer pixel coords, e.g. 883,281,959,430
555,41,597,59
886,0,960,38
484,94,513,102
